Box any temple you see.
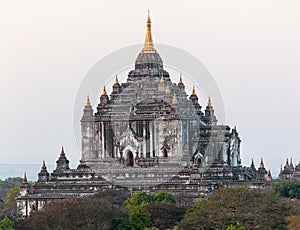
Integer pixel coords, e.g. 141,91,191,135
278,158,300,180
17,14,274,216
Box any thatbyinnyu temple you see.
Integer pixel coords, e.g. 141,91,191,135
17,14,277,216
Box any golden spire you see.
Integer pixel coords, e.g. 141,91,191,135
165,85,170,94
160,74,164,83
172,94,177,104
114,75,119,84
179,74,183,84
85,95,91,106
102,86,107,96
142,10,156,53
191,85,196,96
207,96,212,106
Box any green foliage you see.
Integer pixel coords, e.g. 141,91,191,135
0,177,22,201
153,191,176,204
23,190,130,230
178,187,296,230
193,197,209,209
124,190,176,210
129,206,152,230
145,202,185,230
226,224,246,230
274,179,300,199
112,218,132,230
124,191,155,209
0,216,14,230
5,188,19,210
124,191,180,230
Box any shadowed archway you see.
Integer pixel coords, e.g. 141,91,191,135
126,151,134,167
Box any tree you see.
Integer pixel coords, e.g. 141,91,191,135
0,216,14,230
0,177,22,201
145,202,185,230
153,191,176,204
178,187,297,230
4,188,19,211
124,191,155,210
274,179,300,199
23,190,130,230
129,206,152,230
124,191,180,229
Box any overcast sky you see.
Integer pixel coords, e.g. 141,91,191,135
0,0,299,177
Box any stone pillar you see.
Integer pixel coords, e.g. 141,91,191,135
143,121,146,156
101,122,105,158
151,121,155,157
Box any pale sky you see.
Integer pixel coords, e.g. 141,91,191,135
0,0,299,177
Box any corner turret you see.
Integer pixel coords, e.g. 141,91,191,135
19,173,29,196
55,147,70,171
204,96,217,125
38,160,50,182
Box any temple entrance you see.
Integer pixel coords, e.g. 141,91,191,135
126,151,134,167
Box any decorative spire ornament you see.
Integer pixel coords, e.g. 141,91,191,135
85,95,91,106
207,96,212,107
165,85,170,94
142,10,156,53
114,75,119,85
102,86,107,96
160,75,164,83
191,85,196,96
172,94,177,104
179,74,183,84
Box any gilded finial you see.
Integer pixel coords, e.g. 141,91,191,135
85,95,91,106
165,85,170,94
114,75,119,85
191,85,196,96
207,96,212,107
172,94,177,104
179,74,183,84
142,10,156,53
160,75,164,83
102,86,107,96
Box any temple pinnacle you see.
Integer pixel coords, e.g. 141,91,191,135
179,74,183,84
114,75,119,85
191,86,196,96
172,94,177,104
160,75,164,83
23,172,27,182
102,86,107,96
166,85,170,94
142,11,156,53
85,95,91,106
208,96,212,107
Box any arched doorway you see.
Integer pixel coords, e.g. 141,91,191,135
126,151,134,167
